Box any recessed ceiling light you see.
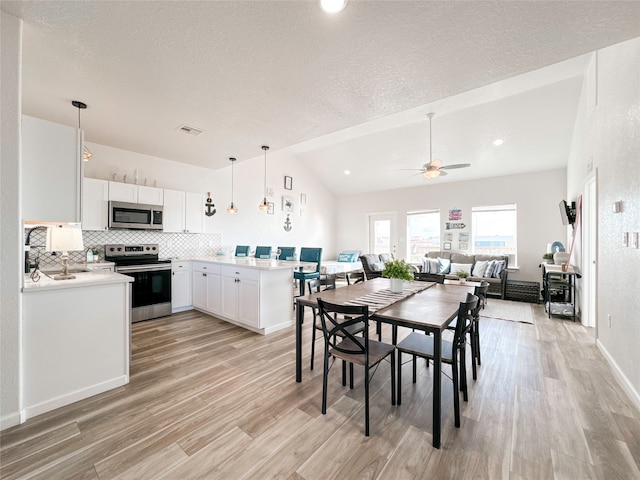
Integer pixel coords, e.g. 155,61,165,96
320,0,347,14
344,170,351,175
493,138,504,146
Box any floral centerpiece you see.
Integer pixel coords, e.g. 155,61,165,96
381,257,414,292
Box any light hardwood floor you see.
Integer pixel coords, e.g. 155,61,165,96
2,301,640,479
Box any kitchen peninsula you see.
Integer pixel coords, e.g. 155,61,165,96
181,256,316,335
22,270,132,420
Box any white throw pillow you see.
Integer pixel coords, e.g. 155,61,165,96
483,260,496,278
437,257,451,274
422,257,431,273
472,260,488,277
450,263,472,276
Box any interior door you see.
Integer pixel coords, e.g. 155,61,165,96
368,212,398,256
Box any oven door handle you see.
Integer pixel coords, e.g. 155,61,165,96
117,264,171,273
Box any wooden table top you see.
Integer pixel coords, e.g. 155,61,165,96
373,283,475,330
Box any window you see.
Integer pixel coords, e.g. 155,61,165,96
406,210,440,263
472,204,517,265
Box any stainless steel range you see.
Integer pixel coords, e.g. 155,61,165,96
105,243,172,322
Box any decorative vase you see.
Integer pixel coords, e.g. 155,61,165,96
390,278,404,293
459,277,466,283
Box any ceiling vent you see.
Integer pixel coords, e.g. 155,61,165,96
177,124,204,136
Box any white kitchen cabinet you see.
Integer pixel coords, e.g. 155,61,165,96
192,262,220,314
163,188,185,233
138,185,163,206
108,181,137,203
172,261,192,313
221,266,260,329
185,192,204,233
22,115,82,223
82,178,109,230
163,189,205,233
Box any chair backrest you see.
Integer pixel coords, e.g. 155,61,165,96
235,245,250,257
453,293,479,348
317,298,369,357
255,246,272,259
414,272,445,283
308,275,336,292
299,247,322,272
277,246,296,260
474,281,489,302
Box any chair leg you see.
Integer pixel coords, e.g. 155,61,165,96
452,352,460,428
364,363,370,436
475,317,482,366
397,351,402,405
350,362,354,389
412,354,417,383
342,360,347,386
460,345,468,402
322,349,330,415
470,327,477,381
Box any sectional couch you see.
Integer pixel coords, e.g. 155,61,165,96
422,251,509,299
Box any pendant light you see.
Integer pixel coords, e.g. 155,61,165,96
227,157,238,214
258,145,270,211
71,100,93,161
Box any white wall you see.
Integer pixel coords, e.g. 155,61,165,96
0,10,23,430
567,37,640,403
335,169,568,283
83,141,337,257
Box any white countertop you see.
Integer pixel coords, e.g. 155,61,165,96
23,270,133,292
185,255,317,271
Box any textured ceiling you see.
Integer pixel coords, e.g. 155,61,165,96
3,1,640,193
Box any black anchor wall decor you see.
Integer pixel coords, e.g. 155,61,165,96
283,214,292,232
205,192,216,216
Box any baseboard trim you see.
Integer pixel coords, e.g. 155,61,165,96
596,339,640,411
0,411,22,431
21,375,129,421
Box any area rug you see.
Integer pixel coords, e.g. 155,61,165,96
480,299,534,324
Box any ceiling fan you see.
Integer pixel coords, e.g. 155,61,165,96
405,112,471,178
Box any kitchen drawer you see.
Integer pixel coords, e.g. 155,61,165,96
172,260,191,272
221,265,260,281
192,262,220,275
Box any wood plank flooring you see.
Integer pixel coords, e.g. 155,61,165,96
2,301,640,479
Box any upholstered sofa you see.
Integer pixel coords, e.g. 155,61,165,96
422,252,509,299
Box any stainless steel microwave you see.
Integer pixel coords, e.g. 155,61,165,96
108,201,163,230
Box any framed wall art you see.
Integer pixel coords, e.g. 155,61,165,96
284,176,293,190
282,195,294,213
267,202,274,215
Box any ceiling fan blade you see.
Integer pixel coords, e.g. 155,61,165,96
440,163,471,170
438,170,448,176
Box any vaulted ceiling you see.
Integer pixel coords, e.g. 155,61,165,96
3,1,640,194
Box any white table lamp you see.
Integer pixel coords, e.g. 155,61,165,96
46,226,85,280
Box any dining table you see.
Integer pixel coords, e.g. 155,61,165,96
294,277,474,448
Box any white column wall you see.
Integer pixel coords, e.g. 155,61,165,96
1,10,23,430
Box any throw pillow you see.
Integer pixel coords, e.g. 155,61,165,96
371,261,385,272
437,257,451,274
422,257,431,273
338,250,360,262
379,253,393,263
472,260,488,277
450,263,473,276
428,259,438,274
492,260,506,278
483,260,496,278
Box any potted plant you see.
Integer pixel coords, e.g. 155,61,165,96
456,270,469,283
381,257,414,293
542,252,554,264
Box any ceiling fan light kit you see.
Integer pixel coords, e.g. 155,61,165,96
417,112,470,179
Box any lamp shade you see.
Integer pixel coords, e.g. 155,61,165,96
46,226,84,252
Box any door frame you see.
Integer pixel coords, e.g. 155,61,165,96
583,173,597,329
367,211,398,257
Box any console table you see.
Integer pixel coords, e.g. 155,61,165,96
542,264,580,321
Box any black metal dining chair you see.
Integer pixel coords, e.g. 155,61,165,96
396,293,478,428
317,298,396,436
